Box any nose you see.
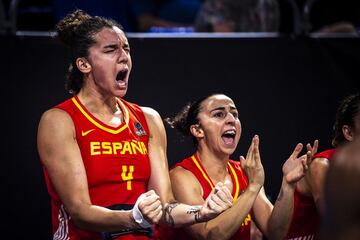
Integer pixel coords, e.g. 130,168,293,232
225,112,236,125
117,49,129,64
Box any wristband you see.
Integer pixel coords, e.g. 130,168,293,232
132,196,152,228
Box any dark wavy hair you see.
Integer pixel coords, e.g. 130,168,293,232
56,10,122,94
332,93,360,147
165,94,220,146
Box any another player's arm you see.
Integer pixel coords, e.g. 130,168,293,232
37,109,138,232
306,157,329,213
265,142,318,240
142,107,232,227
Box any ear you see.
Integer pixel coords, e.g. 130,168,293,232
76,57,92,73
342,125,354,141
190,124,204,138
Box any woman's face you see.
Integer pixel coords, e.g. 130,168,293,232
85,26,132,98
196,94,242,156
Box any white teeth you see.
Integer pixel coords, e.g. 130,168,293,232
223,130,236,135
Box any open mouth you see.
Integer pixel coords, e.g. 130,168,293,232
221,130,236,145
116,69,128,82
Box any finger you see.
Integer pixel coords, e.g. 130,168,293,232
290,143,303,159
216,181,233,205
214,187,233,206
240,156,246,169
152,208,163,224
146,203,163,222
306,150,313,166
223,179,232,189
302,155,309,171
141,200,162,217
253,135,261,164
207,198,222,213
143,189,156,197
214,182,224,189
246,136,256,160
204,187,217,205
139,195,160,210
312,140,319,154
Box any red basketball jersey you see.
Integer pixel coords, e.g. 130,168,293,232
42,96,152,240
286,149,336,240
157,153,251,240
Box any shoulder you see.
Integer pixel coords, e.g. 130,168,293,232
170,165,196,180
38,108,75,136
39,108,73,127
140,106,161,119
309,157,330,172
140,107,164,131
170,166,203,198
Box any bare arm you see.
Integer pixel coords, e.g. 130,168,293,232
37,109,137,232
142,107,232,227
170,135,264,240
306,157,329,214
266,141,318,240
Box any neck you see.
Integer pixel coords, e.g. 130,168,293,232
77,90,123,127
78,89,119,115
196,147,230,182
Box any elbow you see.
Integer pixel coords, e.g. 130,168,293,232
65,203,93,230
198,226,227,240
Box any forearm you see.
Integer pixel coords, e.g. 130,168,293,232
267,178,295,240
70,204,138,232
160,202,202,227
200,185,260,240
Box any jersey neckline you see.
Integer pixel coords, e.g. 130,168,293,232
72,96,130,135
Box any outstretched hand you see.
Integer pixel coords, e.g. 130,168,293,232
199,182,233,221
282,140,319,185
240,135,265,189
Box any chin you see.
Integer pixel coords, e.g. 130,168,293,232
222,147,236,156
115,89,128,98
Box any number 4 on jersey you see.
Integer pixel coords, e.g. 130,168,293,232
121,165,134,190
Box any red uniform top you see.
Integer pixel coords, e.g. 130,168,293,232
286,149,336,240
42,96,152,240
157,153,251,240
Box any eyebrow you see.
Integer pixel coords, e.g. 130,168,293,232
103,44,118,49
210,106,237,112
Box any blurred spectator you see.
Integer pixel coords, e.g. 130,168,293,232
53,0,136,32
131,0,203,32
195,0,280,32
278,0,359,35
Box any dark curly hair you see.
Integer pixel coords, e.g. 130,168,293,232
332,93,360,147
56,10,122,94
165,93,220,146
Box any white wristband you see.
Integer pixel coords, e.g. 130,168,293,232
132,196,152,228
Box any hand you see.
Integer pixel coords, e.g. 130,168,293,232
240,135,264,189
199,182,233,221
134,190,163,225
282,140,319,185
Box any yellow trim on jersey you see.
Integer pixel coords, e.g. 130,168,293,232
228,163,240,203
191,155,215,189
117,98,130,125
192,154,240,203
72,97,129,134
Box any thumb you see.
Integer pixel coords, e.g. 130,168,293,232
240,156,246,169
223,179,232,190
204,186,217,206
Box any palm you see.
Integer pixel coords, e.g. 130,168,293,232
282,154,306,184
282,140,319,185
